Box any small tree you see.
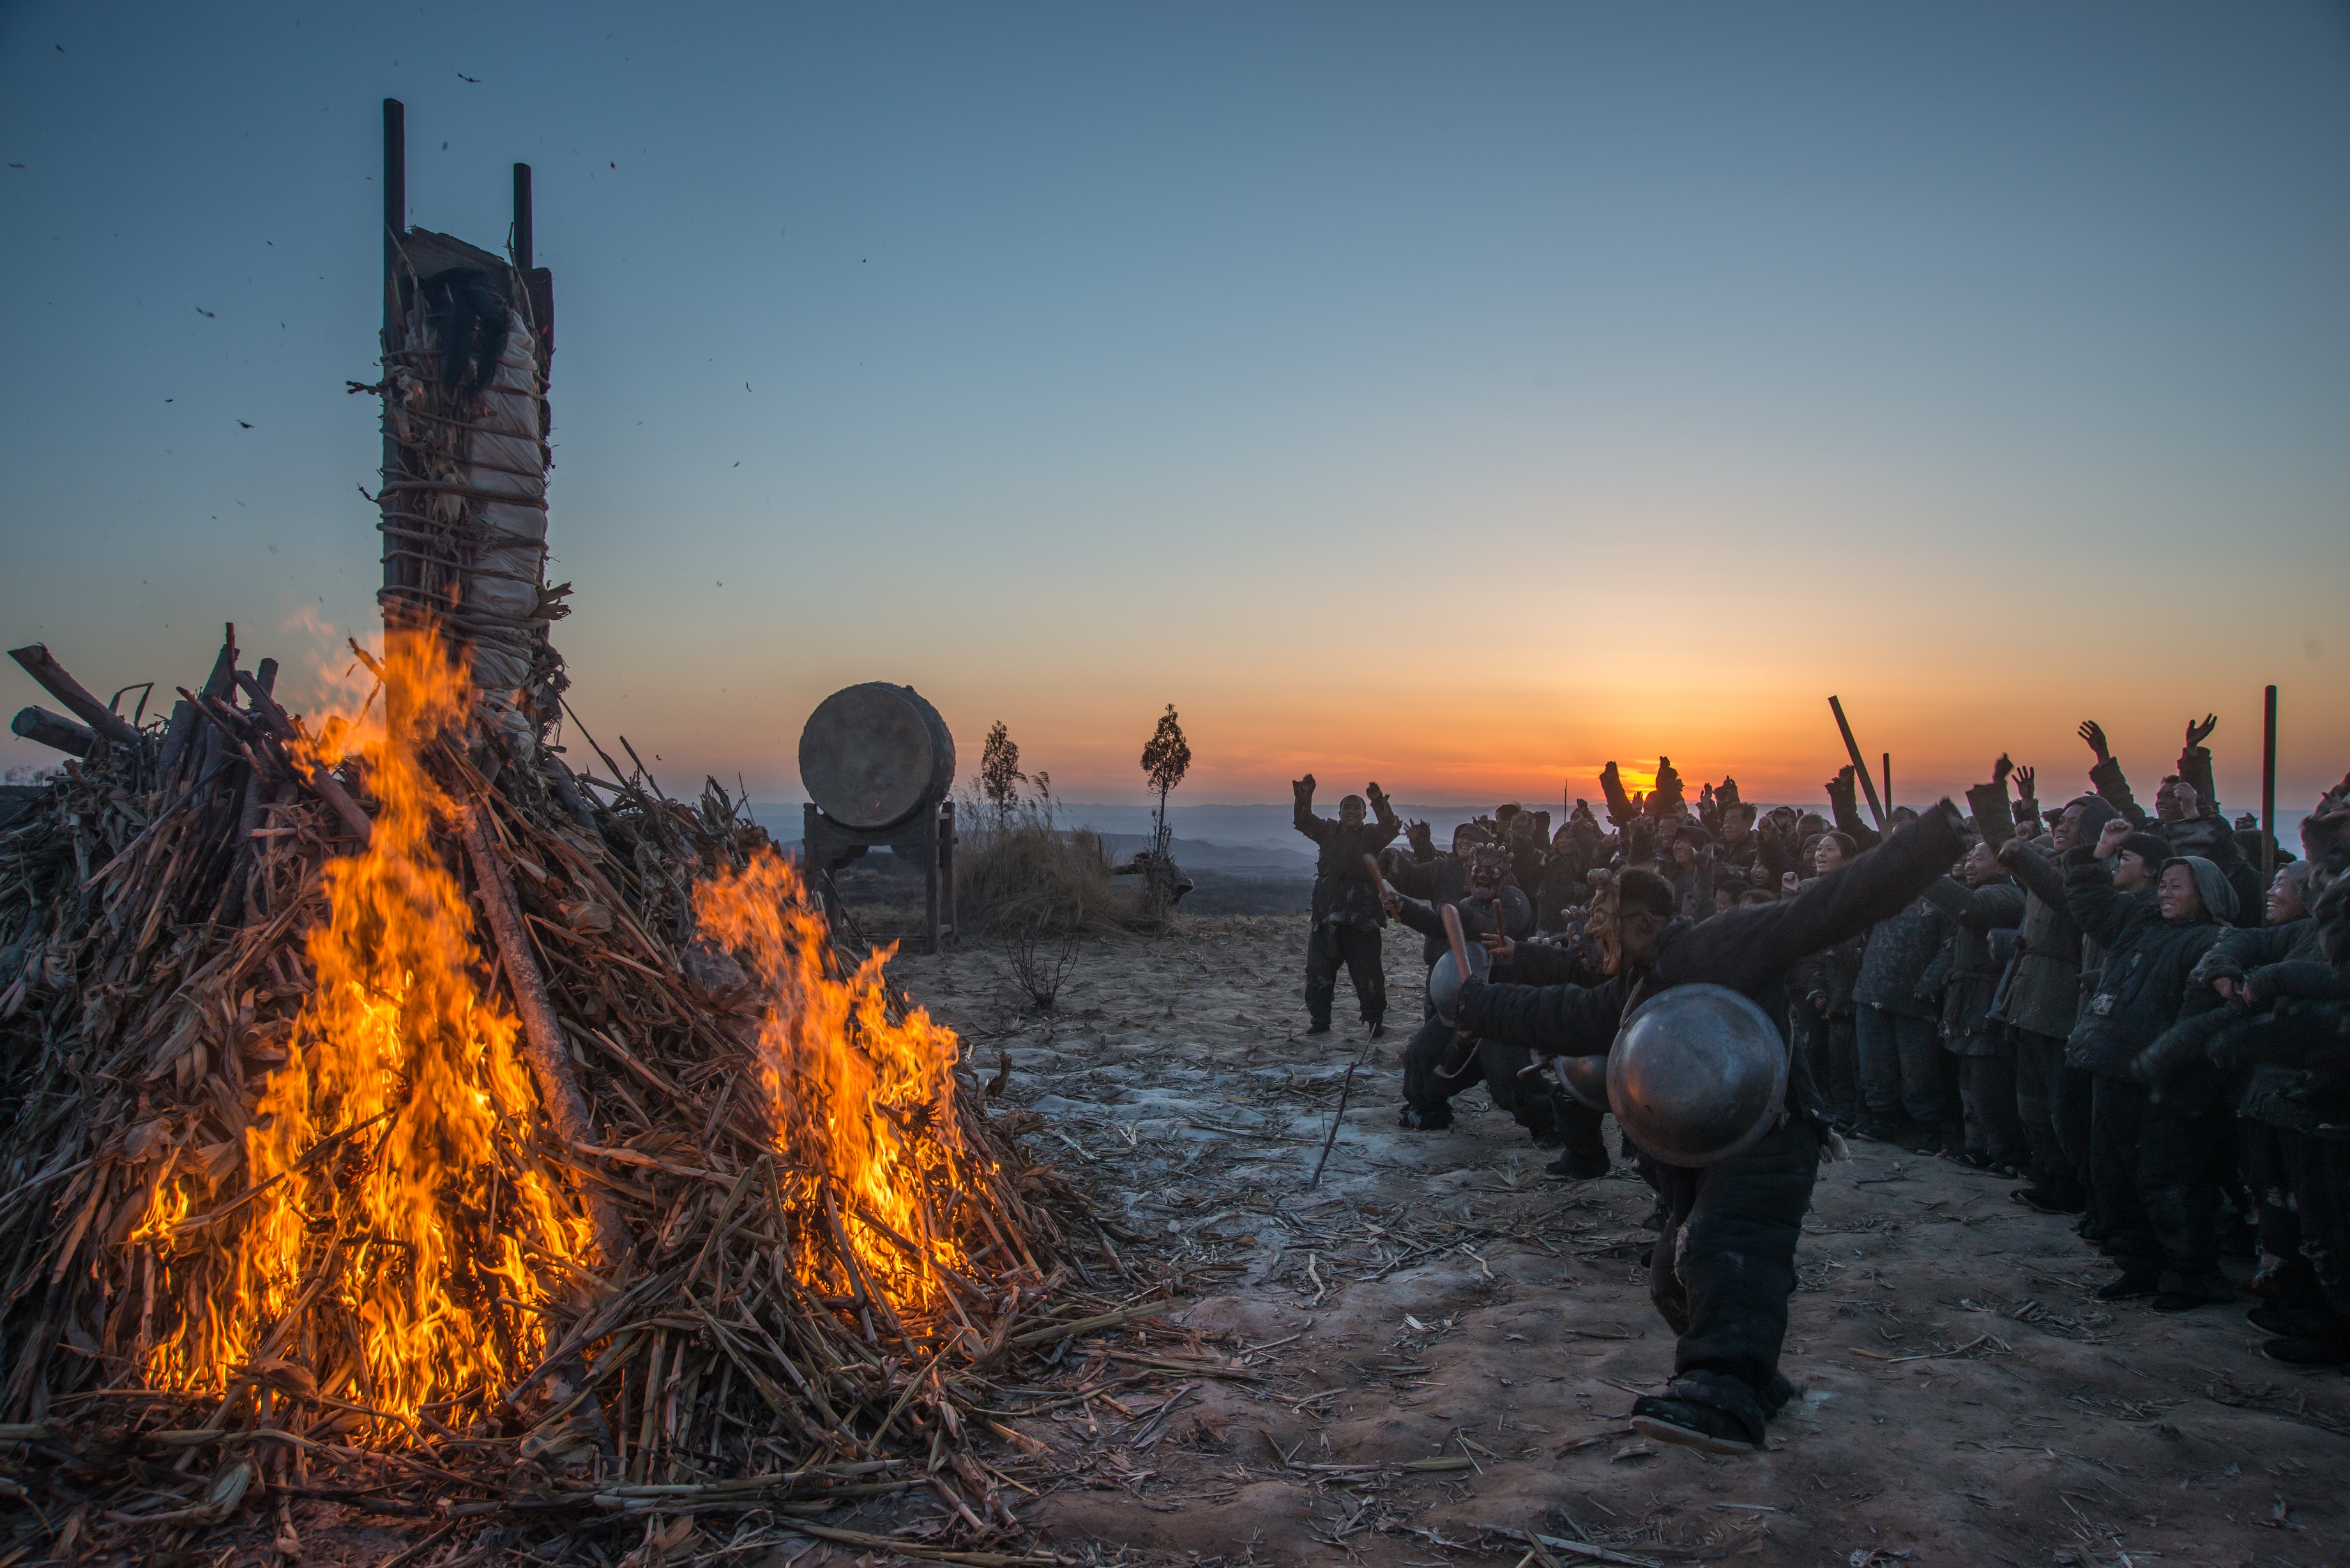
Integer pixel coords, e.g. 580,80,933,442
978,720,1026,822
1140,704,1191,858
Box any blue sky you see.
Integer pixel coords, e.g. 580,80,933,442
3,3,2345,815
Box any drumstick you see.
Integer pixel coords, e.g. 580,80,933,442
1439,901,1475,983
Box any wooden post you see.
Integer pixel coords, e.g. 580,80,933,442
2262,684,2278,884
1826,696,1886,829
1882,753,1892,819
512,162,533,272
939,800,957,946
381,99,407,624
921,808,941,956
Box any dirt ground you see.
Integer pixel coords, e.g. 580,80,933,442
879,914,2350,1568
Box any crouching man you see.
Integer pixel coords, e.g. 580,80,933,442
1454,804,1969,1455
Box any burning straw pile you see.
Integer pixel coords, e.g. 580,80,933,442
0,624,1162,1562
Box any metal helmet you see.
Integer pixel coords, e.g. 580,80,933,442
1425,941,1490,1024
1551,1053,1611,1112
1606,983,1787,1167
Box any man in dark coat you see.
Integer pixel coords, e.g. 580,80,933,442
1294,775,1400,1037
1535,820,1601,937
1853,877,1955,1152
1383,844,1555,1145
1995,793,2119,1214
1453,803,1970,1455
1924,836,2028,1172
2065,817,2236,1306
2137,861,2350,1360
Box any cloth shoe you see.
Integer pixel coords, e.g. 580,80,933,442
1396,1103,1452,1131
2246,1304,2350,1338
1854,1115,1911,1147
1629,1395,1755,1456
1305,1021,1332,1037
1545,1149,1612,1180
2095,1269,2160,1302
2012,1184,2086,1215
1363,1018,1386,1039
2263,1336,2350,1368
2149,1268,2235,1313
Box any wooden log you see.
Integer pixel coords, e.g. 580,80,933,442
7,645,143,748
1826,695,1886,829
201,624,239,703
156,699,197,778
230,673,372,844
459,803,633,1269
10,706,95,757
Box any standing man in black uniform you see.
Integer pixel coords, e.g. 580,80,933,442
1454,802,1969,1454
1294,775,1400,1037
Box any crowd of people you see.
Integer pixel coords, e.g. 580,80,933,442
1289,723,2350,1454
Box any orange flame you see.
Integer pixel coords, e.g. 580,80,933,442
691,851,974,1318
138,629,589,1419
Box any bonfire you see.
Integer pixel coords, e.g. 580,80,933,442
0,620,1154,1562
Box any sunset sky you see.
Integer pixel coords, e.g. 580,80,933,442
3,5,2344,819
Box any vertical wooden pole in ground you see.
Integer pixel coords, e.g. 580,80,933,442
513,162,533,271
1882,753,1892,819
381,100,406,628
939,800,957,946
2262,684,2278,885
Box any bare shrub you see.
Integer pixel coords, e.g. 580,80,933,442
1005,914,1081,1012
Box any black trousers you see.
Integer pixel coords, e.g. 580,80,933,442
2014,1029,2085,1200
2091,1071,2229,1280
1956,1044,2029,1168
2288,1133,2350,1318
2056,1062,2099,1219
1400,1014,1558,1138
1305,922,1385,1028
1645,1117,1819,1441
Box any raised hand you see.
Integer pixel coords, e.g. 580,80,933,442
2185,714,2218,749
1365,781,1387,808
2096,816,2134,857
2077,721,2111,764
2012,764,2036,802
1992,753,2013,784
1293,774,1315,801
1478,928,1517,965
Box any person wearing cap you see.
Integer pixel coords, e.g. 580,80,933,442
2063,815,2236,1308
1450,801,1971,1456
1292,774,1400,1037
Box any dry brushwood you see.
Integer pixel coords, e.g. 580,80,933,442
1004,917,1080,1013
0,626,1166,1565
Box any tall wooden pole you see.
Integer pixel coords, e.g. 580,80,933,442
2262,684,2278,884
1882,753,1892,820
512,162,533,271
381,100,407,626
1827,696,1886,829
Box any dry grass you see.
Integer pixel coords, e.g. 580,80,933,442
955,795,1166,937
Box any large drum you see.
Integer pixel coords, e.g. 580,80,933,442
798,684,955,831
